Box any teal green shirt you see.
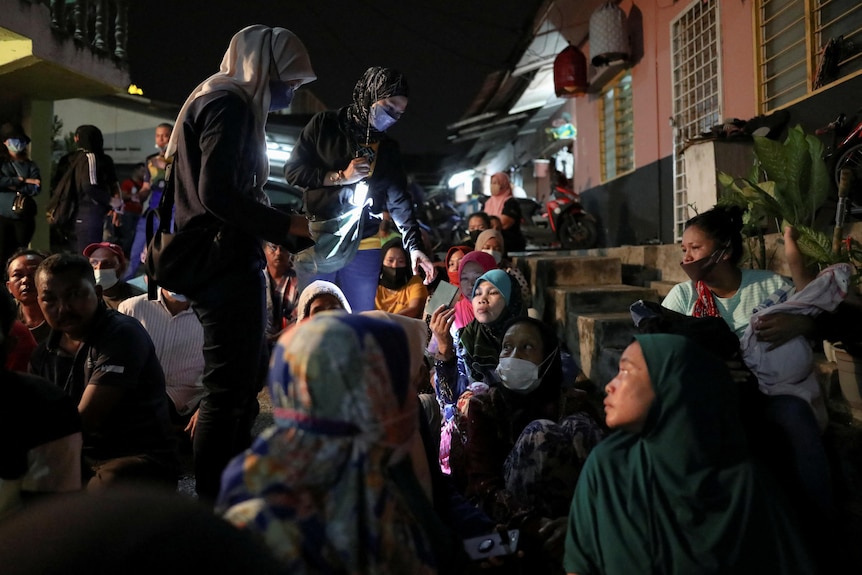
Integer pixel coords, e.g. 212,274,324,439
661,269,793,338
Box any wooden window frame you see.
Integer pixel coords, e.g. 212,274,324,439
599,70,635,182
755,0,862,112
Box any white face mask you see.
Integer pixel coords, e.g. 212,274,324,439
482,249,503,264
496,357,541,394
93,268,118,290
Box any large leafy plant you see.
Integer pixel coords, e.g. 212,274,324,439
716,125,857,279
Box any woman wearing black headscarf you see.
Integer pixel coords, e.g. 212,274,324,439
375,237,427,318
464,317,603,569
284,66,434,312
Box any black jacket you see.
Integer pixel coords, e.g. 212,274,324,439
284,108,422,254
172,91,313,259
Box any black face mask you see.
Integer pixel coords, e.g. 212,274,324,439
468,229,482,243
380,265,412,289
680,245,729,283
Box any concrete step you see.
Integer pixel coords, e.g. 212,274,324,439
622,263,662,287
649,279,680,299
543,284,658,338
571,311,637,387
519,255,622,290
518,255,623,315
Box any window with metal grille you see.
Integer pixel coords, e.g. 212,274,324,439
671,0,722,240
599,71,634,181
757,0,862,111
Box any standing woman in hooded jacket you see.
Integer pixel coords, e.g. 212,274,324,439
49,125,120,253
284,66,435,312
164,25,316,503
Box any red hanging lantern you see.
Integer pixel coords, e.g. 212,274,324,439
554,45,588,97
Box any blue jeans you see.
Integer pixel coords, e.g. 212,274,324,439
124,211,157,280
189,260,267,503
296,247,381,313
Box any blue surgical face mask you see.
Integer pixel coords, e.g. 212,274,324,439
5,138,28,153
269,81,295,112
369,103,399,132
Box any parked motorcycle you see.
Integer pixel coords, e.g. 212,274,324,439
518,185,598,250
816,110,862,218
418,190,468,252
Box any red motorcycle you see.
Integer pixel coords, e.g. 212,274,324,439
544,184,598,249
517,185,598,250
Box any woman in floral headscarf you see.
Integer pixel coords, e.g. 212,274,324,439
217,313,451,574
285,67,435,313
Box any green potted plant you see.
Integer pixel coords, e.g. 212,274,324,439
716,124,832,269
718,125,862,419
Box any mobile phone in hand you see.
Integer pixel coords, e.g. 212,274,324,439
424,280,459,318
463,529,520,560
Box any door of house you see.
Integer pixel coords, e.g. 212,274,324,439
670,0,723,240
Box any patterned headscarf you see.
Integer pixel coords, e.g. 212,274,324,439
218,313,438,574
165,25,316,182
345,66,410,143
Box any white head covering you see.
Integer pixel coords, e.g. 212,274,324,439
296,280,352,322
165,25,316,182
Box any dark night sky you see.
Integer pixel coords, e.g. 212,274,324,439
126,0,543,157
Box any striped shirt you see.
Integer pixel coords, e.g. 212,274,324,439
118,293,205,415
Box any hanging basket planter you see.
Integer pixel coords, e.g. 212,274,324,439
589,1,631,67
554,45,588,98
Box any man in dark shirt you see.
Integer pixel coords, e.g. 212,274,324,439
1,289,82,516
30,253,176,488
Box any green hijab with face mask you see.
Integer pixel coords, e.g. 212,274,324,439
564,333,814,575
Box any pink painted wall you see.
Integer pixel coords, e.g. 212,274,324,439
719,1,757,120
572,0,757,194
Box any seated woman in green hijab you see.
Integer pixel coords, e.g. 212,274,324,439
564,333,815,575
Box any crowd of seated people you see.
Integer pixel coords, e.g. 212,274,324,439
4,178,860,575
